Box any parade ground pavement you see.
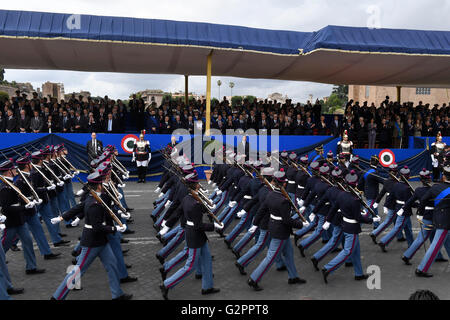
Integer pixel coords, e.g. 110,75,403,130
6,181,450,300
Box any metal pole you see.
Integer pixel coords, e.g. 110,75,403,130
396,86,401,103
205,51,213,136
184,75,189,106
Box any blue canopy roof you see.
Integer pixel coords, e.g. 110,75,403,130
0,10,449,86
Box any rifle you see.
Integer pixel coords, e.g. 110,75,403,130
278,184,307,223
42,161,63,185
346,184,377,217
87,188,124,227
0,175,32,205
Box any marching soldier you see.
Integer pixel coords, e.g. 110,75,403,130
322,171,381,283
0,159,46,275
132,130,151,183
160,172,223,300
247,170,308,291
51,171,132,300
415,165,450,277
430,132,447,182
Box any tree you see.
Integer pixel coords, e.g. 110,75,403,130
211,98,219,106
244,95,257,104
332,84,348,102
231,96,242,107
0,69,4,82
0,91,9,103
323,93,344,114
162,93,172,103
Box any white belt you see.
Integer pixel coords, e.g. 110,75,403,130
425,206,434,211
297,186,304,189
386,193,390,196
343,217,358,224
186,221,194,226
337,209,341,212
324,202,330,206
270,214,282,221
11,203,20,207
396,200,405,205
85,222,106,229
288,180,295,184
244,195,252,199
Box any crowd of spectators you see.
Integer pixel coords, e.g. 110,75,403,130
0,90,448,149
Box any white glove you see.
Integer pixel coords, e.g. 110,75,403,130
159,225,170,236
237,209,246,218
432,159,438,167
158,193,164,198
118,184,126,188
208,204,217,211
248,225,258,233
297,199,304,208
154,187,161,194
116,224,127,233
131,156,136,162
216,190,222,196
0,215,6,223
117,193,123,200
57,181,64,187
51,216,62,224
214,222,224,230
121,212,131,220
75,171,80,175
417,215,423,222
161,220,166,228
207,180,212,185
71,217,81,227
0,224,5,232
372,203,379,209
25,202,35,209
165,200,172,208
211,183,217,188
229,201,237,208
373,216,381,223
64,174,72,180
309,213,316,222
397,208,404,216
302,221,310,228
47,184,56,191
299,206,306,214
322,221,331,230
383,207,388,215
76,189,84,196
122,175,127,180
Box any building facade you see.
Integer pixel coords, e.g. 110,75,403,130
349,85,450,106
42,81,64,101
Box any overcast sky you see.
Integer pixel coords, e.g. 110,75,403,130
2,0,449,102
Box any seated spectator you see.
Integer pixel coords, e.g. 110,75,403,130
30,110,43,133
6,109,17,133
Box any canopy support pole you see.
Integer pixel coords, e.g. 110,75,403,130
184,75,189,105
205,51,213,136
396,86,402,103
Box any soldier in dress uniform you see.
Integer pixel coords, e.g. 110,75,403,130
247,170,308,291
337,130,353,162
14,154,61,260
401,169,447,265
415,165,450,277
160,172,223,300
321,171,381,283
51,171,131,300
132,130,151,183
430,132,447,182
0,159,46,275
378,166,415,252
310,145,325,164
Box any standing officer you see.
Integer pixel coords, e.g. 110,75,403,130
322,170,381,283
132,130,151,183
248,170,308,291
160,172,223,300
86,132,103,162
415,165,450,277
337,130,353,163
0,159,46,275
430,132,446,182
51,171,131,300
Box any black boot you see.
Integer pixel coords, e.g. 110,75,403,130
247,278,263,291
